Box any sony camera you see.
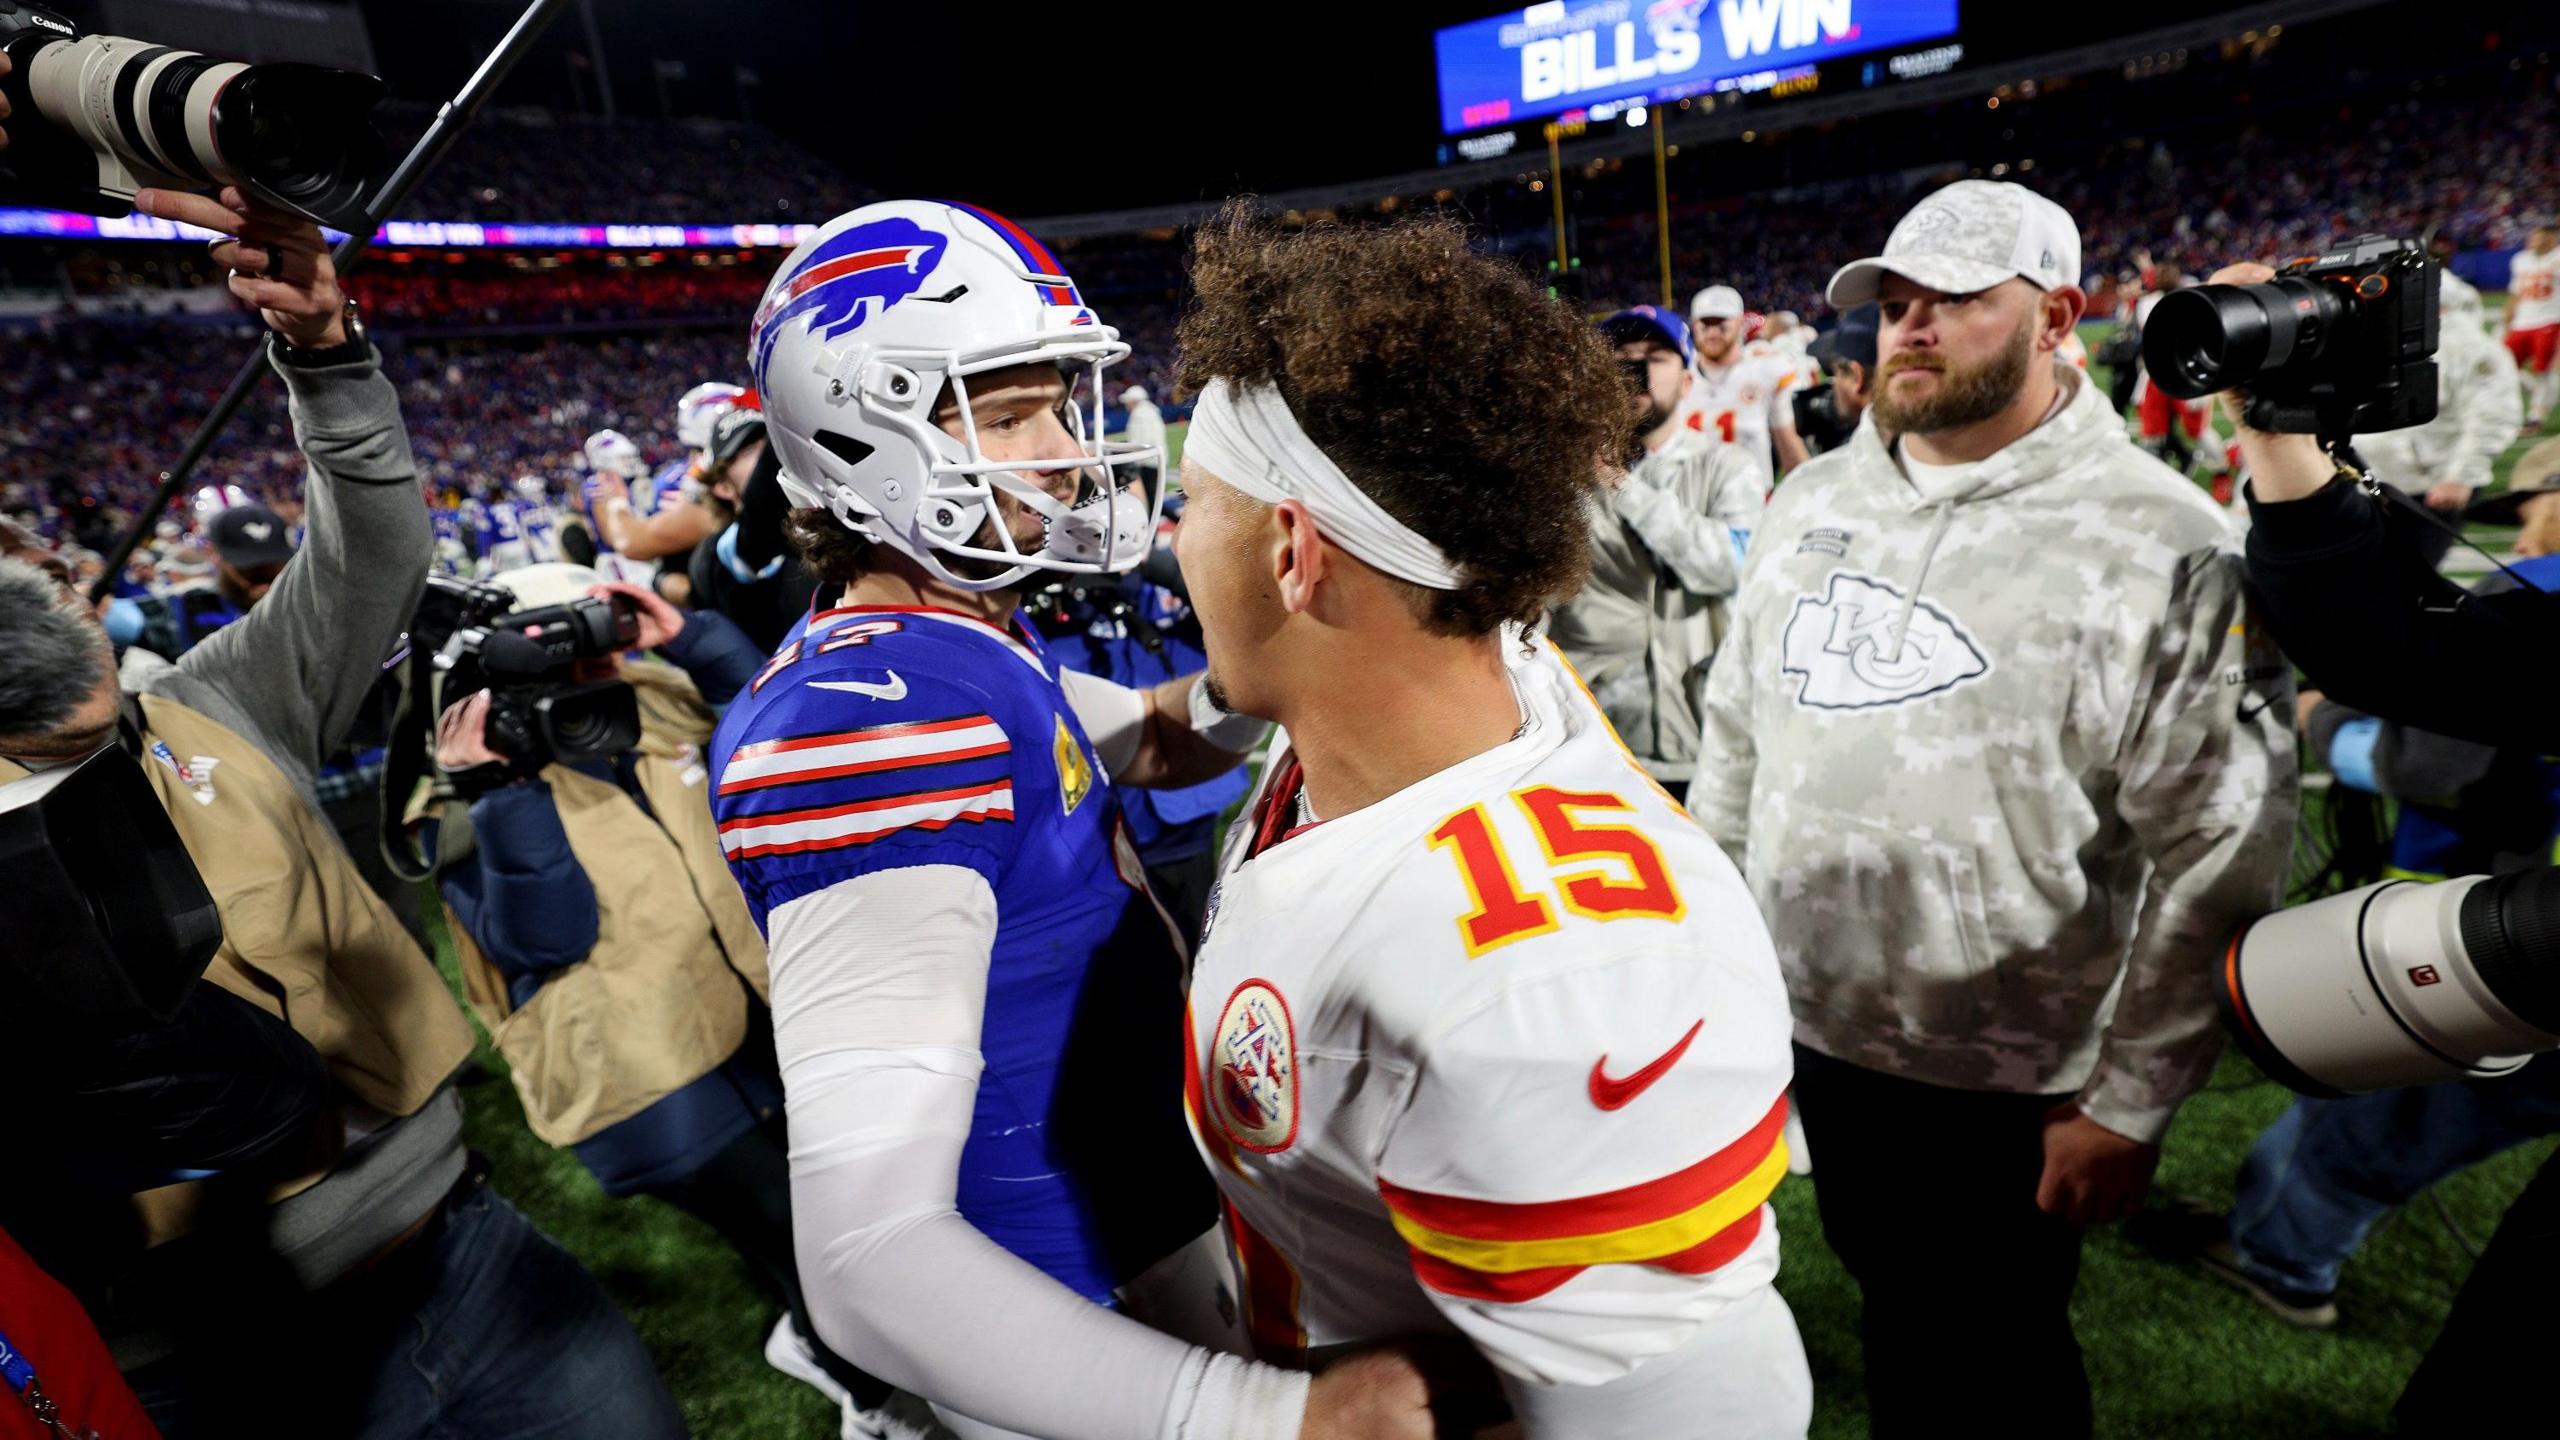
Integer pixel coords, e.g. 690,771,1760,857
2219,867,2560,1096
0,3,386,230
410,575,642,776
2141,234,2439,436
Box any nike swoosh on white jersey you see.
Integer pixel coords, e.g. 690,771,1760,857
808,672,909,701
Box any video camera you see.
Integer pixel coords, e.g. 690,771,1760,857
2141,234,2439,436
0,2,387,231
409,575,643,776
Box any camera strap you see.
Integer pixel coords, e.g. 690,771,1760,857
0,1323,103,1440
376,633,472,882
2329,440,2551,597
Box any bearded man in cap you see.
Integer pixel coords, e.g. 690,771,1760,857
1690,179,2298,1436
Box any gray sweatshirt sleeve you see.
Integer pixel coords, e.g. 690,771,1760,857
2082,545,2298,1143
1611,448,1757,597
177,345,428,767
1689,539,1765,870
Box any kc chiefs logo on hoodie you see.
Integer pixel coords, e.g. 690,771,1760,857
1780,570,1991,711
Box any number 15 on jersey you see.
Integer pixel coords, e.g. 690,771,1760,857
1427,787,1685,957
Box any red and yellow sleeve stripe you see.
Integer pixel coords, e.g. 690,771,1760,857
1376,1092,1790,1303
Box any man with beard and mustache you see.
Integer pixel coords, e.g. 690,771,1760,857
1691,180,2297,1437
1549,305,1766,802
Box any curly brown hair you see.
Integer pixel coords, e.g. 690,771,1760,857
1176,200,1622,636
784,505,878,587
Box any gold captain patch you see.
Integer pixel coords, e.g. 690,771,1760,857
1054,714,1093,816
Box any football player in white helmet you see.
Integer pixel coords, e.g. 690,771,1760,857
577,428,658,586
677,380,748,456
711,199,1430,1440
583,427,649,484
592,390,758,565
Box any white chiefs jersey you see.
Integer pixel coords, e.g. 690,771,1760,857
1185,634,1809,1432
2511,248,2560,331
1676,351,1803,483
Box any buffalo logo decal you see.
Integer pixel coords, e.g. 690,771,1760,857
751,217,949,390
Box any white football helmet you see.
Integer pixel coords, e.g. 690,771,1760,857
748,198,1163,593
583,428,648,479
675,382,747,455
511,474,549,504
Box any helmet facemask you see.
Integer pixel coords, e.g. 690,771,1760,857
799,329,1165,593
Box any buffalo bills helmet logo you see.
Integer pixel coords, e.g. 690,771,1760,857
751,217,950,390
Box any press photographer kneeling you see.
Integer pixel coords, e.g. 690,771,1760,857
0,189,682,1438
416,564,894,1429
2150,240,2560,1432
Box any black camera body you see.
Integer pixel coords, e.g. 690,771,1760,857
0,2,386,230
1793,382,1859,458
410,575,642,776
2141,234,2439,436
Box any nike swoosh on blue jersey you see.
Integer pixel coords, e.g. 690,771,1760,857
809,672,909,702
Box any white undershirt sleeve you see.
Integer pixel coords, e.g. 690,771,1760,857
767,865,1307,1440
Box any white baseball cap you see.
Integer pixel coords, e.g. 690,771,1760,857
1119,384,1149,403
1826,179,2082,308
1689,284,1745,320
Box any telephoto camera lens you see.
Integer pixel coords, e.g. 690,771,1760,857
1,12,386,230
2141,278,2347,401
2218,870,2560,1096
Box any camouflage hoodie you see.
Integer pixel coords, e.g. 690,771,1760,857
1548,426,1767,781
1692,365,2297,1143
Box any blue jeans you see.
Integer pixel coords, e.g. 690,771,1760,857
133,1184,687,1440
2227,1055,2560,1295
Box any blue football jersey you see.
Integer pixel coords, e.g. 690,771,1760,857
645,459,692,515
709,602,1212,1302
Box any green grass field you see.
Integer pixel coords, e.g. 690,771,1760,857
443,914,2552,1439
446,320,2558,1437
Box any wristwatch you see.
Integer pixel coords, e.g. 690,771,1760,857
271,298,370,368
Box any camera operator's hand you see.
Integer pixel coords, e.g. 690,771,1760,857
2036,1103,2159,1226
134,186,349,350
587,580,686,652
2206,262,2337,504
435,690,508,773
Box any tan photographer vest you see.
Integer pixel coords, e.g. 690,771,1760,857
1,695,478,1241
443,663,773,1148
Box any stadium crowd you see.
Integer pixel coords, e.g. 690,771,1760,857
6,7,2560,1440
379,106,871,225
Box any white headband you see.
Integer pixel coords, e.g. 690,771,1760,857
1183,379,1467,590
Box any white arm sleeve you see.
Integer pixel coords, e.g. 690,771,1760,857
769,867,1308,1440
1057,666,1149,776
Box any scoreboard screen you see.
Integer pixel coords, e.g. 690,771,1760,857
1435,0,1963,135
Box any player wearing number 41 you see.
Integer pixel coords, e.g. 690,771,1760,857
1170,203,1813,1436
1691,179,2298,1437
713,199,1442,1440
